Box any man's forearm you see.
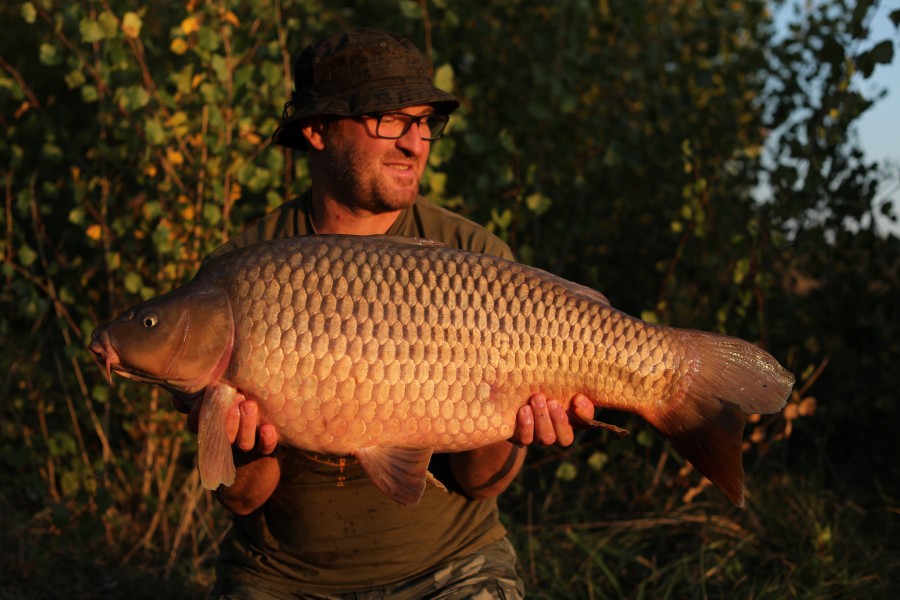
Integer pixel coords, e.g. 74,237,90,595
448,441,527,500
216,453,281,515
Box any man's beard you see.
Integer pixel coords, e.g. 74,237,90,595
322,137,420,213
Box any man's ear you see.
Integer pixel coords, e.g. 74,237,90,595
302,118,327,151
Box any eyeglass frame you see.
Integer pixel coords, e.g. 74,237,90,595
360,111,450,141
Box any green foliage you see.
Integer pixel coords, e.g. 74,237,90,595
1,0,898,597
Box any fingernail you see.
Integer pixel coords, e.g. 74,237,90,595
243,402,256,416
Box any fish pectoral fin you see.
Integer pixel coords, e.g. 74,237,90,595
352,446,435,506
197,384,237,489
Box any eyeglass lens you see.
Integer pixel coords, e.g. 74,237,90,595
375,113,448,140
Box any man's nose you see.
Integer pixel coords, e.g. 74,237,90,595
395,122,429,155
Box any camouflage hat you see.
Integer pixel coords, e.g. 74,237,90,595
272,28,460,150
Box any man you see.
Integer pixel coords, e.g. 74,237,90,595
180,28,594,599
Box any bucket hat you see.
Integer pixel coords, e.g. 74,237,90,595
272,28,460,150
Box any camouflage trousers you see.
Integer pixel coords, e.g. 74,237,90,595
209,537,525,600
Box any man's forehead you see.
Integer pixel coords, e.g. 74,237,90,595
381,104,436,115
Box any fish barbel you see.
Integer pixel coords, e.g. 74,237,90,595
89,235,794,506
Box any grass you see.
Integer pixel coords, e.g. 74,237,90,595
3,424,897,599
501,437,899,599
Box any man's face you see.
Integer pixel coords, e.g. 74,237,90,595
317,105,433,214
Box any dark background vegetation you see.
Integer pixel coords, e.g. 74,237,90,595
2,0,898,598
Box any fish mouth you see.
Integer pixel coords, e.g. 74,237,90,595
89,329,120,383
88,330,165,386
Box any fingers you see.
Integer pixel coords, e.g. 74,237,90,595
568,394,595,428
530,393,555,445
512,394,577,448
512,404,535,446
258,423,278,455
185,392,278,455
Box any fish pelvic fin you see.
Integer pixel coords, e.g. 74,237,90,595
352,446,435,505
651,330,795,507
197,384,237,489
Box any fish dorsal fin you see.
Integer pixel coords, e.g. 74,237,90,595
197,383,237,489
365,235,448,248
566,280,612,306
352,446,435,505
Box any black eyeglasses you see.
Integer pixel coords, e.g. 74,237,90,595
363,111,450,140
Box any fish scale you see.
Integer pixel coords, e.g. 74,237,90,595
222,237,676,453
90,234,794,506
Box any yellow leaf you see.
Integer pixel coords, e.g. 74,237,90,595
166,148,184,165
243,132,262,145
170,38,188,55
229,183,242,202
166,111,188,127
86,224,103,240
143,164,158,177
122,12,142,39
798,397,817,417
191,74,203,89
14,101,30,119
181,16,200,35
783,403,799,421
223,11,240,27
180,205,195,221
71,166,81,181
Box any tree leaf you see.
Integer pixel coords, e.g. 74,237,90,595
39,43,60,66
80,19,106,43
21,2,36,24
121,12,143,39
857,40,894,77
555,461,578,482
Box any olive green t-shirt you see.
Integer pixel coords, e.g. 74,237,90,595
213,193,516,594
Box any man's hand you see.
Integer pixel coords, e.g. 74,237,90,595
172,393,278,456
450,393,595,500
173,393,281,514
510,393,594,447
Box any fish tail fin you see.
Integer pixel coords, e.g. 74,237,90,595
197,384,237,489
647,330,794,507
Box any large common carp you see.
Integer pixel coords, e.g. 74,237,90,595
89,235,794,506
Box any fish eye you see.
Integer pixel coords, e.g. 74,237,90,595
142,314,158,328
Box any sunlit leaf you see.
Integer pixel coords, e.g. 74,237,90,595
434,63,455,93
124,272,142,294
39,43,60,66
86,224,103,240
79,19,106,43
122,11,144,38
170,37,188,55
21,2,36,24
555,461,578,482
587,451,609,472
525,193,552,215
181,16,200,35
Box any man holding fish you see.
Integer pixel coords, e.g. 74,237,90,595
186,28,593,599
90,25,792,599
